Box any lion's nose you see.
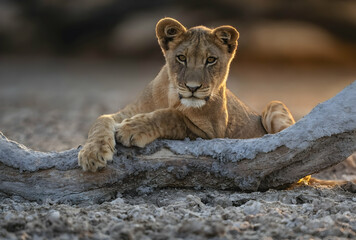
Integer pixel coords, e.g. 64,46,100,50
185,83,202,93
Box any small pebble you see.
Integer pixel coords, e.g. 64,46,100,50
243,201,262,215
48,210,61,222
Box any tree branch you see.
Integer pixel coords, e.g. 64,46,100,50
1,81,355,204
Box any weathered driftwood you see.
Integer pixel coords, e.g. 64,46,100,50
0,81,355,204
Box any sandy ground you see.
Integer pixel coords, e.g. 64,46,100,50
0,58,356,239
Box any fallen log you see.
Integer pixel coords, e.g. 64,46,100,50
0,81,355,204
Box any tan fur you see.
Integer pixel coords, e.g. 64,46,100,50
262,101,295,134
78,18,295,172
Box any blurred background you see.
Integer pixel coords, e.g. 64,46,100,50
0,0,356,155
1,0,356,63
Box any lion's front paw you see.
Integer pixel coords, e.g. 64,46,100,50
78,135,115,172
115,118,158,148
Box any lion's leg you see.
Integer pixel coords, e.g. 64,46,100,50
261,100,295,134
78,109,138,172
262,101,315,185
78,114,118,172
116,108,189,148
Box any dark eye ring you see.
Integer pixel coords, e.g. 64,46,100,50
177,55,186,63
206,56,217,64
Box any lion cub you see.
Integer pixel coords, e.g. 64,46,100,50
78,18,295,172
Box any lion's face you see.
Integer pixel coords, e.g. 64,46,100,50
156,18,239,108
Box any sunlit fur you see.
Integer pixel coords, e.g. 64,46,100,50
78,17,296,172
262,101,296,134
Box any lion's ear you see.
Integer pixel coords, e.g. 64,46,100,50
156,17,187,51
213,26,239,54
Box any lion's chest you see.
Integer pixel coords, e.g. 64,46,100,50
182,110,228,139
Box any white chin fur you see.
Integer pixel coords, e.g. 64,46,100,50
180,98,206,108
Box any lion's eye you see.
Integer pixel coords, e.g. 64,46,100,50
206,57,217,65
177,55,186,63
